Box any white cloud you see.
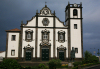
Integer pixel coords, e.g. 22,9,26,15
84,33,92,36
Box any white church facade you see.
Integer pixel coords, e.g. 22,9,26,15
5,2,83,62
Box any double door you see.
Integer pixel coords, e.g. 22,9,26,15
59,51,64,61
42,49,49,61
26,51,31,61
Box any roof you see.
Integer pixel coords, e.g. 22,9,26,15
0,51,5,53
5,28,21,32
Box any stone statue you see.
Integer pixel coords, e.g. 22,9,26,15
70,47,75,62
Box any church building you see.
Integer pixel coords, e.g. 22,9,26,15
5,2,83,62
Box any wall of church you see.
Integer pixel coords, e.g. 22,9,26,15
55,18,64,27
7,33,19,57
55,29,68,58
70,8,80,18
22,28,36,57
70,19,82,58
37,28,53,57
38,17,53,27
25,17,36,26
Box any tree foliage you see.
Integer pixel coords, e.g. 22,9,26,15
0,59,22,69
82,50,99,64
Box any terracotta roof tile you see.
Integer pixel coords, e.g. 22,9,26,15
6,28,21,32
0,51,5,53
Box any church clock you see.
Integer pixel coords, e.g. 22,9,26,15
42,9,49,15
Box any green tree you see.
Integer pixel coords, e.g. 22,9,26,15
47,59,61,69
82,50,99,64
0,59,22,69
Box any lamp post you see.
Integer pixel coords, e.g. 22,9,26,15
97,49,100,56
90,48,95,55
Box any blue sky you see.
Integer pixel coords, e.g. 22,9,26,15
0,0,100,57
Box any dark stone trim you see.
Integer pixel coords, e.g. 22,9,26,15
53,13,55,58
57,47,66,60
40,45,51,61
18,32,20,58
6,31,21,32
65,18,83,22
5,32,8,59
80,6,83,59
21,26,68,29
68,6,71,61
35,13,38,58
23,47,34,61
19,26,23,59
65,4,83,12
36,15,56,17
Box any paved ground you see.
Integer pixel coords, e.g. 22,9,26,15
82,64,100,69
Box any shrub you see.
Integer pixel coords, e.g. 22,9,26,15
47,59,61,69
73,61,82,67
0,59,22,69
82,50,99,64
31,66,38,69
72,66,78,69
23,66,31,69
38,63,49,69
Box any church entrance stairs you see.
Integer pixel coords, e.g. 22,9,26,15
18,61,71,67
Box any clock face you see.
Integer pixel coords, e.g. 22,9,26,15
43,10,49,15
74,4,77,7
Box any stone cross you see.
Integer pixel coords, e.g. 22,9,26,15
45,2,47,5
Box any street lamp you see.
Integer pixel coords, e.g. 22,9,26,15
97,49,100,56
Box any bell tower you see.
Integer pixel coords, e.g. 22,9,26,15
65,2,83,60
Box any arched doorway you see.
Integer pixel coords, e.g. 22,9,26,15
26,50,31,61
59,50,64,61
23,44,34,61
40,44,51,61
57,45,66,61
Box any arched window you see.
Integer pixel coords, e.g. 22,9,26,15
27,32,31,39
25,29,33,41
73,9,77,16
43,33,48,39
60,34,63,40
58,31,65,43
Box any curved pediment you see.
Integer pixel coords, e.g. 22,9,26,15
22,16,36,26
39,5,54,16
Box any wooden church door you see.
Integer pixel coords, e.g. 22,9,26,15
26,51,31,61
59,50,64,61
42,49,49,61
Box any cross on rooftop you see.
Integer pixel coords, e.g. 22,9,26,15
45,2,47,5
